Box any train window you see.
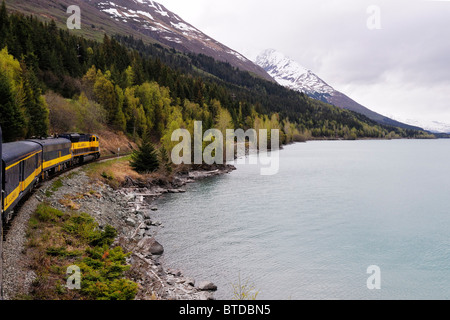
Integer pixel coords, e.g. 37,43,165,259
24,157,35,178
5,165,20,195
62,148,70,157
20,161,24,182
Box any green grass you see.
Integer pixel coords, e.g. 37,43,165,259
45,171,78,198
25,203,138,300
84,155,131,174
83,155,135,189
45,178,64,198
35,202,64,222
51,178,63,191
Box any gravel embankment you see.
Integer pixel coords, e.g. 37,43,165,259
2,164,234,300
2,180,51,300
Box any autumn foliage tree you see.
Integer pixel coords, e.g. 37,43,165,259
0,6,433,146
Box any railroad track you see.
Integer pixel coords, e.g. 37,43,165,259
1,153,130,240
0,153,130,299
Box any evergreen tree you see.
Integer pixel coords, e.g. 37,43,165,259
159,145,172,174
0,72,26,141
130,136,159,174
0,10,431,142
0,0,8,44
22,63,49,137
112,84,126,131
0,1,6,23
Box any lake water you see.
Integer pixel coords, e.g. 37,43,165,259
153,140,450,300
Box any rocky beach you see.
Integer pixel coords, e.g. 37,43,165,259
2,162,235,300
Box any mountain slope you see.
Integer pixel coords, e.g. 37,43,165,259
6,0,146,42
256,49,422,130
255,49,334,98
93,0,272,81
1,9,433,143
6,0,272,81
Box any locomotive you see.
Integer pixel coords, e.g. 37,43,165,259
0,127,100,228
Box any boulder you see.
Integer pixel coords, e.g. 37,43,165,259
137,237,164,256
197,281,217,291
198,292,215,300
143,211,152,219
125,218,137,227
150,241,164,255
185,278,195,287
168,269,183,277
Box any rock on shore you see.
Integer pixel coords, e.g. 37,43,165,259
2,164,234,300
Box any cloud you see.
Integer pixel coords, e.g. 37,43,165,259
158,0,450,123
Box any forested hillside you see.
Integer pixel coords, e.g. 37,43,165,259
0,3,434,147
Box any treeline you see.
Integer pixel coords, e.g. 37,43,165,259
0,46,49,141
0,4,434,144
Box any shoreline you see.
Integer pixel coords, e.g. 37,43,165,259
116,164,236,300
3,139,445,299
1,163,235,300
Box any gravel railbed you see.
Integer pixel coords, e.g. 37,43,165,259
2,164,234,300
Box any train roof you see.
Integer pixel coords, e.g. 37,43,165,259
28,138,71,147
59,133,98,142
59,133,80,139
59,133,97,137
2,141,42,167
28,138,72,153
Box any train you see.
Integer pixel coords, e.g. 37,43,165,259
0,127,100,229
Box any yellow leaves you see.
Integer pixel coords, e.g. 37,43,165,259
0,46,21,89
124,66,135,88
124,87,140,110
94,72,116,107
214,102,233,134
161,106,186,152
82,65,97,85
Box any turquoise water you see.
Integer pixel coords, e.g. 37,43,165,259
153,140,450,300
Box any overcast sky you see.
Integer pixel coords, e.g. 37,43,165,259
157,0,450,126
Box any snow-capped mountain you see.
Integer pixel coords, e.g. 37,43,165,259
92,0,272,81
392,118,450,134
8,0,271,80
256,49,334,99
256,49,421,130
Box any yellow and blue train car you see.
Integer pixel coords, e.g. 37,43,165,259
1,127,100,266
1,141,42,218
59,133,100,164
28,138,72,179
1,137,73,222
0,127,2,273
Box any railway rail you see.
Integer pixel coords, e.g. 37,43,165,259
0,127,131,300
